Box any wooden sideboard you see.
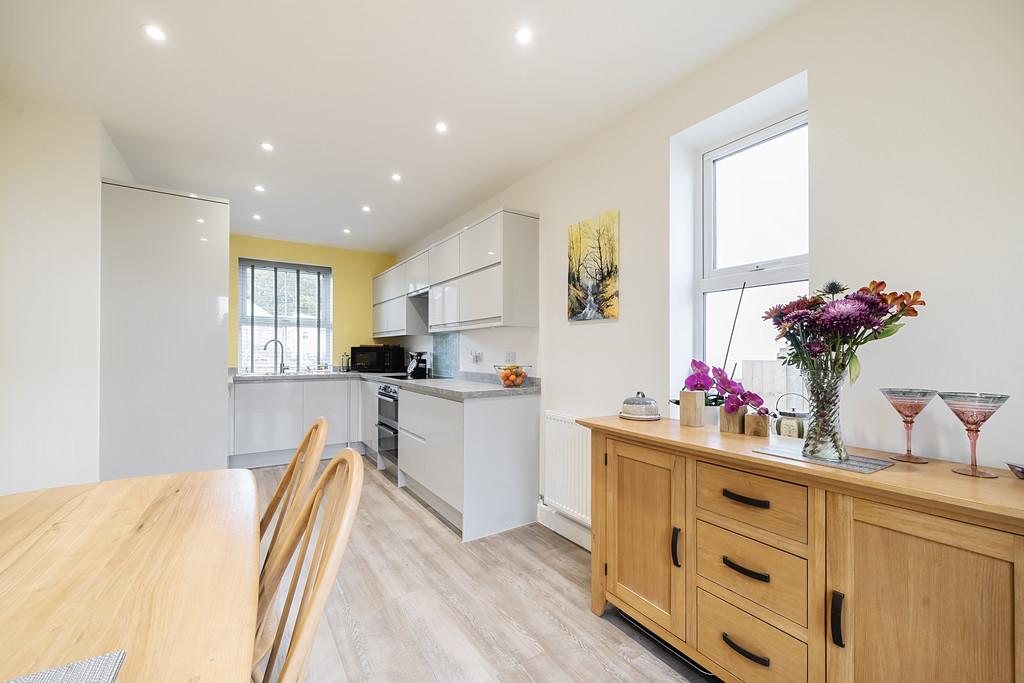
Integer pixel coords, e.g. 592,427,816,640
579,416,1024,683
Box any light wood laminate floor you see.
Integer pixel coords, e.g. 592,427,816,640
253,457,716,682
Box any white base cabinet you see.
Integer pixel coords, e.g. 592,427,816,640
360,380,380,455
233,381,305,455
397,390,540,541
232,379,359,461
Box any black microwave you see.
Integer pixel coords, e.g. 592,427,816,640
351,345,405,373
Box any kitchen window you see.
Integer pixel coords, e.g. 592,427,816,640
697,113,809,376
238,259,332,374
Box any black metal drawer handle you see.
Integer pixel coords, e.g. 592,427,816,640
722,555,770,583
830,590,846,647
671,527,682,567
722,632,770,667
722,488,771,509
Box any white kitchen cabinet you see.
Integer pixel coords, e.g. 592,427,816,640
399,391,464,512
428,234,461,285
100,181,229,478
405,251,429,293
372,262,407,304
459,212,502,274
426,209,538,332
428,280,461,329
397,390,540,542
301,380,350,445
232,381,304,455
373,295,427,337
360,380,379,454
458,264,503,324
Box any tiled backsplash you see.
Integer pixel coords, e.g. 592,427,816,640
432,332,458,378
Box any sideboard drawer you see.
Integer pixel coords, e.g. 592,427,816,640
696,520,807,626
696,462,808,543
697,589,807,683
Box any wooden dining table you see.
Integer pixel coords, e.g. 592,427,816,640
0,469,259,681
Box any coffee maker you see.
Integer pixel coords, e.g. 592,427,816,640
407,351,428,379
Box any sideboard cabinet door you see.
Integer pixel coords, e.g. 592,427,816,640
605,439,686,638
826,493,1023,683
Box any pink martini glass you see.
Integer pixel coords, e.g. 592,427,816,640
880,388,936,463
938,392,1010,478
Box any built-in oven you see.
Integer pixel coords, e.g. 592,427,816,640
376,383,399,464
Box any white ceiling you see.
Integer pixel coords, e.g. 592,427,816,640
0,0,805,253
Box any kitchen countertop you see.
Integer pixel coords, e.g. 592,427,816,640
230,370,540,402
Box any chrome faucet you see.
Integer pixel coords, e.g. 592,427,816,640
263,338,287,374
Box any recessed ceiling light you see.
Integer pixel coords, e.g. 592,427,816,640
434,121,448,134
199,237,208,242
515,27,533,44
143,24,167,42
343,228,351,234
254,185,265,192
253,214,262,220
196,218,205,224
391,173,402,182
362,205,371,213
260,142,274,152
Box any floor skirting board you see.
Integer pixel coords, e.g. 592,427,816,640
229,441,366,469
537,502,591,551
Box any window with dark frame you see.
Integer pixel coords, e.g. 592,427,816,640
238,259,332,374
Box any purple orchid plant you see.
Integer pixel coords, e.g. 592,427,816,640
684,359,772,416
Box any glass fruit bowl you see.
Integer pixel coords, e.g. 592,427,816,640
494,364,531,388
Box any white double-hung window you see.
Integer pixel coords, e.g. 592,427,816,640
697,112,809,377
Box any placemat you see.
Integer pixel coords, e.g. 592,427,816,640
753,445,894,474
4,651,125,683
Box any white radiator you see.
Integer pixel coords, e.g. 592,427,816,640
541,411,591,528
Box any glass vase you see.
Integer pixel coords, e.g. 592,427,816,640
802,366,848,461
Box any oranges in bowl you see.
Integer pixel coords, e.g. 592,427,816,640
495,364,531,388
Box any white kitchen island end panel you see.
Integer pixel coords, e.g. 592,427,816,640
398,390,540,542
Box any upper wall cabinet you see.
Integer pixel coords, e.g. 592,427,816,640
459,213,502,274
372,208,538,335
427,209,538,333
373,295,427,338
428,235,460,285
372,262,407,304
406,252,429,294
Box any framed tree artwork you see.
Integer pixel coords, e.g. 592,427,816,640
568,209,619,321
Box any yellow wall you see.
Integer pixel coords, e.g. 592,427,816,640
229,234,395,368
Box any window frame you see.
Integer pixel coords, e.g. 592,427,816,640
238,258,333,374
695,111,809,361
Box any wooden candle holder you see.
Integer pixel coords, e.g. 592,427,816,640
678,391,705,427
744,413,770,437
719,406,745,434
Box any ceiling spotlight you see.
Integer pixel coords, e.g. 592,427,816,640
434,121,448,134
143,24,167,42
199,237,208,242
253,214,262,220
196,218,205,224
515,27,533,44
391,173,402,182
260,142,274,152
343,228,352,234
362,205,371,213
254,185,265,192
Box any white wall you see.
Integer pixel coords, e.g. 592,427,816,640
0,97,102,494
400,0,1024,467
99,122,135,182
